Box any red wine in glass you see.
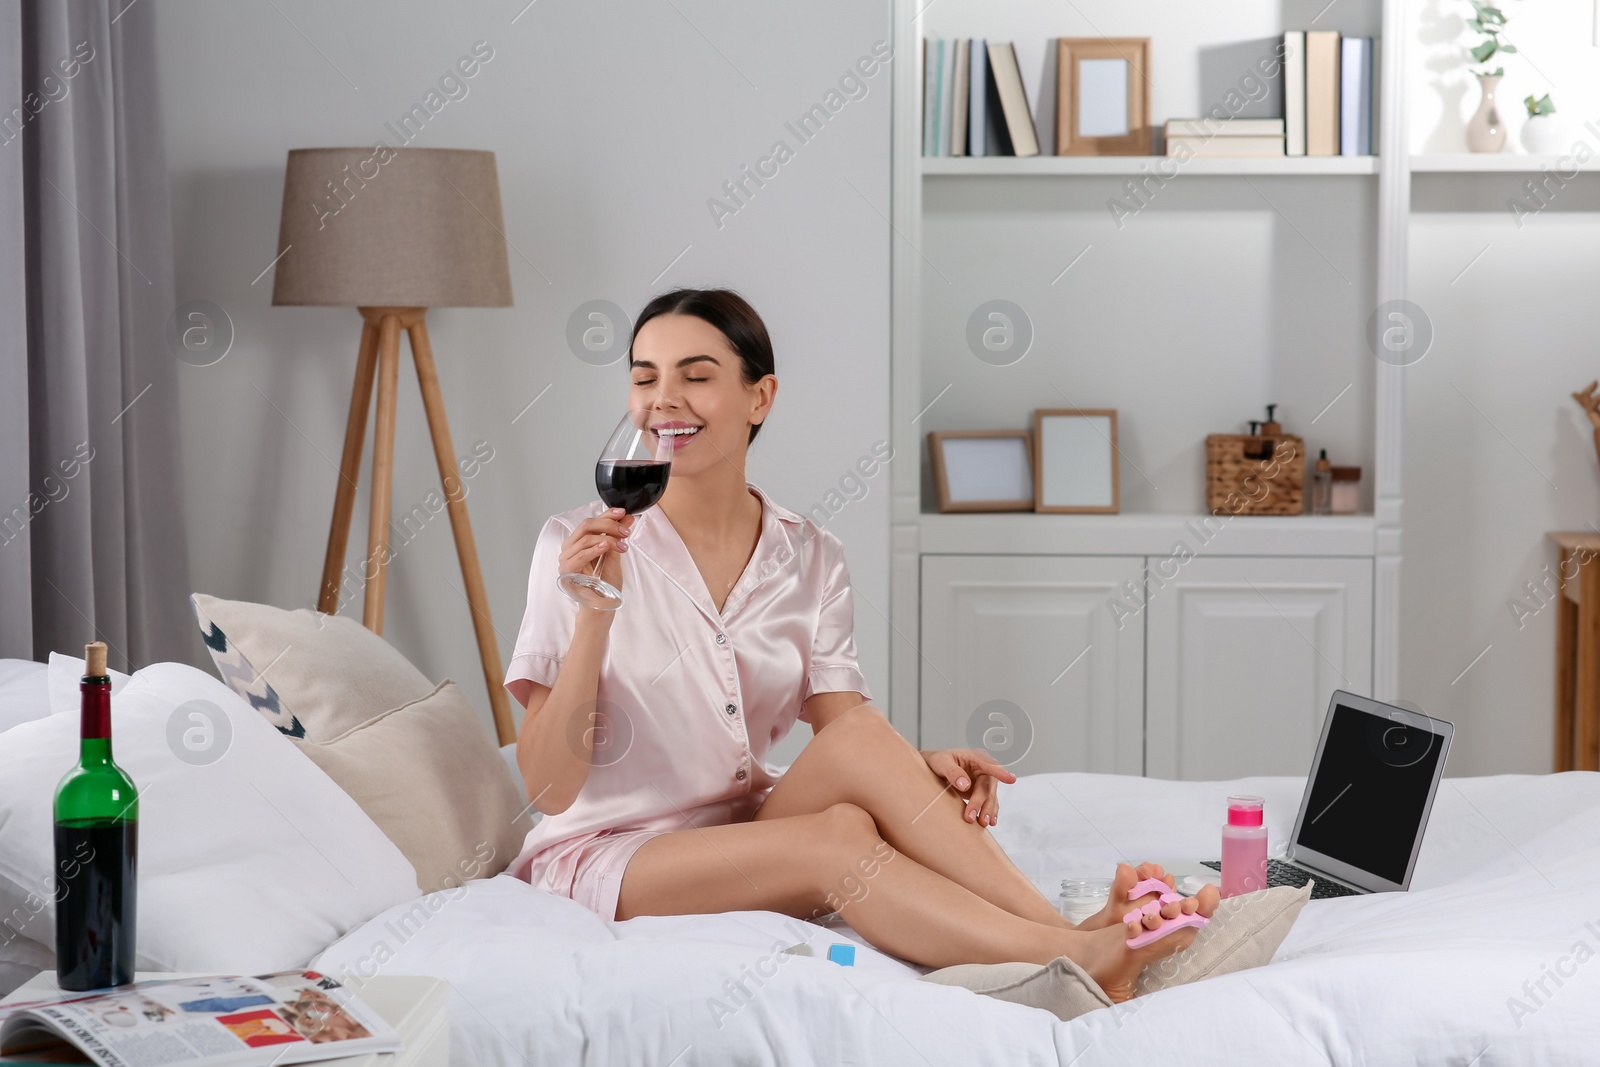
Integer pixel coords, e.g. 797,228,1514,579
558,409,675,610
595,459,670,514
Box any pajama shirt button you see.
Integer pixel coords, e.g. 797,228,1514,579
736,769,746,780
715,633,726,644
726,703,738,715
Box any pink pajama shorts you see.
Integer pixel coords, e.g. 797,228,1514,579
522,828,666,921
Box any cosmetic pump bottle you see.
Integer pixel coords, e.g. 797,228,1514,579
1221,795,1267,898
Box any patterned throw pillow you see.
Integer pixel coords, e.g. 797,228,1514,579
189,593,436,740
192,598,302,736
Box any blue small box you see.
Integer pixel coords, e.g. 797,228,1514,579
826,943,856,967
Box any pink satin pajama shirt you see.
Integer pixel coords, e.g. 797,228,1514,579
502,483,871,921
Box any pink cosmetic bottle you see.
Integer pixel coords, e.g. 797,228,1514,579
1221,795,1268,898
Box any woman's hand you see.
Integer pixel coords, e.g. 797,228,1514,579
559,509,635,609
920,748,1018,826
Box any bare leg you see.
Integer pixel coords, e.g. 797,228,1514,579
754,704,1072,928
616,801,1206,1001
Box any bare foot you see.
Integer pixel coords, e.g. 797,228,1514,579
1073,896,1212,1002
1077,862,1213,932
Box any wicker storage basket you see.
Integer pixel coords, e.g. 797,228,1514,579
1204,433,1305,515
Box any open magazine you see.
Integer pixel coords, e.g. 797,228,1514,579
0,971,402,1066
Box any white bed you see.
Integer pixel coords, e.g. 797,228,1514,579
311,769,1600,1065
5,656,1598,1064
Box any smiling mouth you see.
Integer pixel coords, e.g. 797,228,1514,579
652,424,702,446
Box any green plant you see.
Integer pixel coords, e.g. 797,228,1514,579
1466,1,1518,76
1524,93,1556,117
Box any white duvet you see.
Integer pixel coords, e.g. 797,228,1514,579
312,771,1600,1066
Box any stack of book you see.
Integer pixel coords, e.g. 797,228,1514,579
1166,32,1375,158
922,38,1040,157
1164,118,1286,157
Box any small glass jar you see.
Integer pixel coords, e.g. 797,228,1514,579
1059,878,1112,925
1330,466,1361,514
1311,450,1333,515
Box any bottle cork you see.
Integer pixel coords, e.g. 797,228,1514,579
85,641,108,677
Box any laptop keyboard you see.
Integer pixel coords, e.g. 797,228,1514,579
1198,859,1361,899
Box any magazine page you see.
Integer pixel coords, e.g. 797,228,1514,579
0,971,402,1067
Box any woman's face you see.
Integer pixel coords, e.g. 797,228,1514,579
629,313,774,478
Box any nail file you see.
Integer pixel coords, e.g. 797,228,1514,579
1122,877,1209,949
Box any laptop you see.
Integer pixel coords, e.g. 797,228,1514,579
1165,690,1454,900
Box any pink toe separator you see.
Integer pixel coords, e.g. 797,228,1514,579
1122,877,1209,949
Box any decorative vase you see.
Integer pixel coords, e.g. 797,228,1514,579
1466,73,1507,153
1521,113,1568,155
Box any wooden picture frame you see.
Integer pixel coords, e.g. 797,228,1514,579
1033,409,1119,514
927,430,1035,513
1055,39,1151,156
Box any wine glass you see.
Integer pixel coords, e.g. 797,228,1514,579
557,408,674,610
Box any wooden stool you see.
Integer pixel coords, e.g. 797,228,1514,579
1549,532,1600,771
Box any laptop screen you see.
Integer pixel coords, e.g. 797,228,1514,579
1293,702,1446,884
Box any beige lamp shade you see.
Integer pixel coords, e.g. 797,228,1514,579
272,147,513,308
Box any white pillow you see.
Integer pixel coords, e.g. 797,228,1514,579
46,652,133,716
0,659,419,973
0,659,55,734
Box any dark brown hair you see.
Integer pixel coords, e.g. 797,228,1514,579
629,288,775,444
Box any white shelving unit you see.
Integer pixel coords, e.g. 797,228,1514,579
1411,153,1600,171
923,156,1381,176
887,0,1410,775
915,512,1379,558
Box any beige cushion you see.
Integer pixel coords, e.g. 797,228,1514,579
920,955,1112,1022
919,880,1312,1017
190,593,435,739
290,679,535,893
1134,880,1313,994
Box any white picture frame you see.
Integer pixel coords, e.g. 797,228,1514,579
1033,409,1119,513
927,430,1034,512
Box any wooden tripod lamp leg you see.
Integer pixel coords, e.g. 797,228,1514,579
1556,547,1577,773
407,316,516,747
318,320,380,615
364,314,403,635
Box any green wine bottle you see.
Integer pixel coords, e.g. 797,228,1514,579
53,641,138,990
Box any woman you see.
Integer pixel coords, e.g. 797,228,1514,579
504,288,1219,1001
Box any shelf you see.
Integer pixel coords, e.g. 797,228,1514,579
1411,154,1600,172
915,511,1378,558
921,156,1380,177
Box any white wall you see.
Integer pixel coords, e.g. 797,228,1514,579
154,0,892,760
1402,0,1600,773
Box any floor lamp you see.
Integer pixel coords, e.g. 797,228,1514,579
271,147,517,746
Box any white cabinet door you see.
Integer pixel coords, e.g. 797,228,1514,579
919,555,1145,775
1145,556,1373,780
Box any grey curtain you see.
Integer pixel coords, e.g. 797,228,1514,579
0,0,191,672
